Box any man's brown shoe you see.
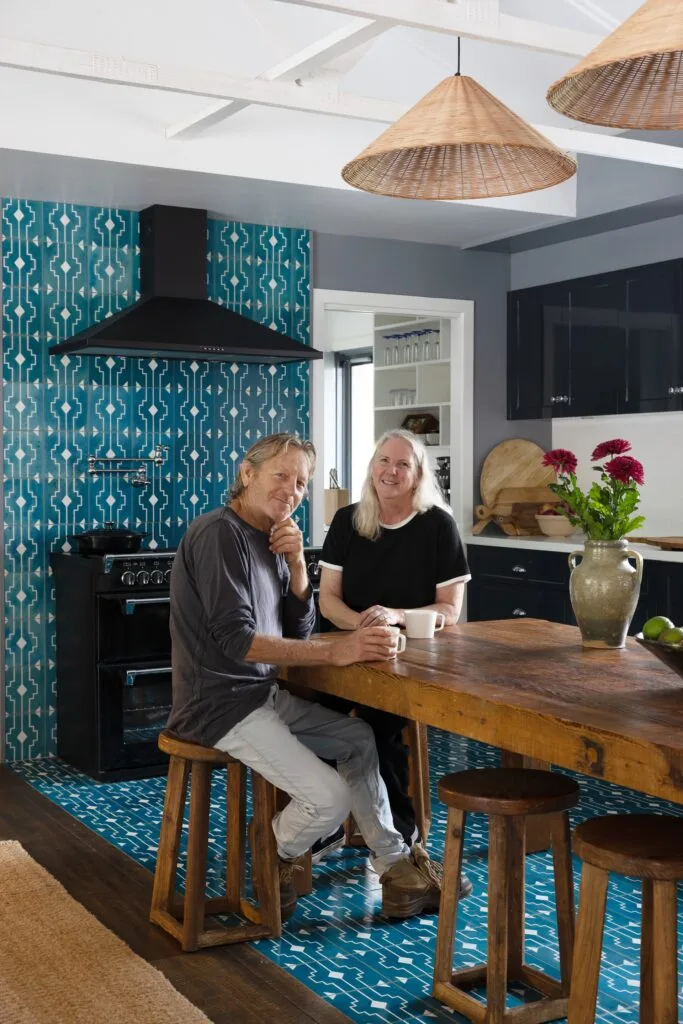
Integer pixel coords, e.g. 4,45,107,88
380,846,442,919
249,818,300,920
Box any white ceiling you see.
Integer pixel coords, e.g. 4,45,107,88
1,0,680,249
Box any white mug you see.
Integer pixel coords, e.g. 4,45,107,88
404,609,445,640
388,627,407,654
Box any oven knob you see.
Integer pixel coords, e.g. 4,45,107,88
150,570,164,585
136,570,150,585
121,571,136,586
164,569,172,583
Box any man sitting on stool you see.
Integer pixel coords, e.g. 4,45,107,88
168,432,441,920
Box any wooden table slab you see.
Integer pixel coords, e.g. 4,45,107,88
285,619,683,807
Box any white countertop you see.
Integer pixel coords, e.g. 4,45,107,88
464,533,683,563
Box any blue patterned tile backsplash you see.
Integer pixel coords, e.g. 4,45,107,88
2,198,312,762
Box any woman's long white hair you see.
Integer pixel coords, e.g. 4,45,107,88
353,429,450,541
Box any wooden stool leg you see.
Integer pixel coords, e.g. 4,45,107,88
487,814,511,1023
505,815,526,979
640,879,679,1024
551,812,576,996
150,754,189,920
406,721,431,844
251,773,282,938
182,761,212,952
500,750,552,853
568,863,609,1024
433,808,466,992
226,762,246,913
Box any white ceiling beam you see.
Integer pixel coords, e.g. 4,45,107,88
273,0,604,58
4,36,683,173
537,127,683,171
166,18,390,139
562,0,619,33
0,37,401,124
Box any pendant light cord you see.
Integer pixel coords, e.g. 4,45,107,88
455,36,461,76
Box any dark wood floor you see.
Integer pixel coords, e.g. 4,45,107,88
0,766,350,1024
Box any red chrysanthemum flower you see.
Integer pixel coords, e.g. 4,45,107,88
604,456,644,487
591,438,632,461
542,448,578,475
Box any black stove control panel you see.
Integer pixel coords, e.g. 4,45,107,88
101,552,175,590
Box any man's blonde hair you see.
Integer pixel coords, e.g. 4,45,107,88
229,433,317,501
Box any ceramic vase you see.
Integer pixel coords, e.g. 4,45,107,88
568,540,643,649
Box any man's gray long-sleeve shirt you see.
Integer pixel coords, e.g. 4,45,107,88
167,506,316,746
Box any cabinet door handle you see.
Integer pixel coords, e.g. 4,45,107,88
550,395,570,404
512,608,527,617
668,386,683,396
512,565,527,575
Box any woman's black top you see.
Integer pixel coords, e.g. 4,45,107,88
320,504,470,613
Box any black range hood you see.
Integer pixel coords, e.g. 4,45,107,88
50,205,322,364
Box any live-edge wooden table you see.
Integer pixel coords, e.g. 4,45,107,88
284,619,683,820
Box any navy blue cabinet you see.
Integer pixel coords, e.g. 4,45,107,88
508,259,683,420
466,544,670,635
623,261,683,412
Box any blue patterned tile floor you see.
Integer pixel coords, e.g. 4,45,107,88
10,730,683,1023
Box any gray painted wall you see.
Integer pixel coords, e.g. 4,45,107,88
314,232,550,501
511,214,683,290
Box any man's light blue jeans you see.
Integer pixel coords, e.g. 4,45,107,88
215,684,409,876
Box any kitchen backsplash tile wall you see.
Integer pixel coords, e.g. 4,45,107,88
2,198,311,761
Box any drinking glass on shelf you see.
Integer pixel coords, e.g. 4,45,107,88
433,333,441,360
422,339,431,361
402,342,411,363
384,345,393,366
412,339,420,362
389,389,401,406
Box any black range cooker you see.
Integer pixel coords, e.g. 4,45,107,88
51,545,324,782
51,549,176,781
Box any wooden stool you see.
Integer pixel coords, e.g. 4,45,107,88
345,720,431,847
569,814,683,1024
150,731,282,951
433,768,580,1023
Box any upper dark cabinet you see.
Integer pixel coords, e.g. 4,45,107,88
623,261,683,412
508,258,683,420
507,289,544,419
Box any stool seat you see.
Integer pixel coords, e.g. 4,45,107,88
573,814,683,880
438,767,580,816
158,730,237,764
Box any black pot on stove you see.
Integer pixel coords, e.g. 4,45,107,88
68,522,148,555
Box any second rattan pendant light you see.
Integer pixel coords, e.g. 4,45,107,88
547,0,683,129
341,74,577,201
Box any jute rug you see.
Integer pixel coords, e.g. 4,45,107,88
0,841,211,1024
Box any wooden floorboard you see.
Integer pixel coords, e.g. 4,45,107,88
0,766,351,1024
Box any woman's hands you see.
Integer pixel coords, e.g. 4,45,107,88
357,604,404,628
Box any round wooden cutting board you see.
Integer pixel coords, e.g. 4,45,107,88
479,438,554,509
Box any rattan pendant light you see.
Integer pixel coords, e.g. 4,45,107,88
342,56,577,201
547,0,683,129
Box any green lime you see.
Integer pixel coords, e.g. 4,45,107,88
658,626,683,646
642,615,675,640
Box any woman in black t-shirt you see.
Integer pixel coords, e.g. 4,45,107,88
319,429,471,850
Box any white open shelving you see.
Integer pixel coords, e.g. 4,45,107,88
373,316,452,451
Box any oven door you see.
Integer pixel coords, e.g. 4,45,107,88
97,594,171,663
98,662,172,772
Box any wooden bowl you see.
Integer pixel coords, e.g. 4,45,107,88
634,634,683,681
535,514,574,537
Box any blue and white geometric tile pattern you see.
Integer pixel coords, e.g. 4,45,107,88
10,731,683,1023
2,198,312,761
